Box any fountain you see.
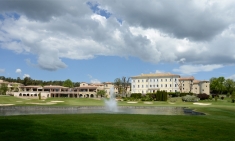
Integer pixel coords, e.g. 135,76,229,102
104,86,118,112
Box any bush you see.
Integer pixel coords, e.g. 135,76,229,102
182,95,199,102
168,92,177,97
197,93,209,100
180,93,192,97
130,93,142,99
221,96,224,100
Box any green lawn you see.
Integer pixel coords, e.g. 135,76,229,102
0,96,235,141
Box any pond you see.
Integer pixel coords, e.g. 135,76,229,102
0,106,205,116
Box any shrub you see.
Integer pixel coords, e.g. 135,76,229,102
168,92,177,97
182,95,199,102
197,93,209,100
130,93,142,99
221,96,224,100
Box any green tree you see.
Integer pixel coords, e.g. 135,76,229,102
63,79,73,88
0,83,8,95
224,79,235,94
210,77,225,94
97,90,106,98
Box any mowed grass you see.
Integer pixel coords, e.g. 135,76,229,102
0,96,235,141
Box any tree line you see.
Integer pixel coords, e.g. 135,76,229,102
210,77,235,95
0,76,80,87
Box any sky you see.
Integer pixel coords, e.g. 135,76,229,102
0,0,235,83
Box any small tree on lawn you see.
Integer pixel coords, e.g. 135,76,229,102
97,90,106,98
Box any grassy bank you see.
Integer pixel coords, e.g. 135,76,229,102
0,96,235,140
0,107,235,141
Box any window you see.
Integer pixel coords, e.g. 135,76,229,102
138,85,139,88
154,79,155,82
157,84,158,87
183,88,184,90
165,79,167,82
183,84,184,86
165,84,167,87
161,79,163,82
142,85,144,88
170,79,171,81
150,79,151,82
175,79,177,81
175,84,177,87
142,79,144,82
161,84,163,87
153,85,155,87
146,79,148,82
133,85,135,88
146,85,148,88
170,84,171,87
138,80,139,82
150,85,152,88
133,80,135,82
157,79,158,82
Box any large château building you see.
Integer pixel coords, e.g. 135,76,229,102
131,73,210,94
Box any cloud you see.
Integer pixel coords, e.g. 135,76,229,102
173,64,224,75
88,74,101,83
90,79,101,84
227,74,235,80
23,74,30,78
15,69,22,74
0,0,235,71
0,69,5,73
155,70,165,73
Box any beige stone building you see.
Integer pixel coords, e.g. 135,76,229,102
131,73,210,95
131,73,180,94
2,79,130,99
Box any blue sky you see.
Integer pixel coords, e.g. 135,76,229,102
1,0,235,83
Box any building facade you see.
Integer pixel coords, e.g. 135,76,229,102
131,73,210,95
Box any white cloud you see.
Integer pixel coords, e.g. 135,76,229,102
15,69,22,74
226,74,235,80
23,74,30,78
173,64,224,75
155,70,165,73
0,69,5,73
0,0,235,71
90,79,101,84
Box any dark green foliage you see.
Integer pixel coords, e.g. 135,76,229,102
130,93,142,99
197,94,209,100
180,93,192,97
0,76,80,87
0,83,8,95
168,92,177,97
63,79,73,88
156,91,167,101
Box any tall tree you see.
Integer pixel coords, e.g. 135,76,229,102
0,83,8,95
114,78,122,95
122,77,131,97
63,79,73,88
224,79,235,94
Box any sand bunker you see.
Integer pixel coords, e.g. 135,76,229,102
16,101,22,102
0,104,15,106
193,102,211,106
168,102,175,104
51,101,64,103
127,102,138,104
144,102,153,104
27,102,57,105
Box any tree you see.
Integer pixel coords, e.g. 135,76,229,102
114,78,122,95
0,83,8,95
224,79,235,94
121,77,131,97
63,79,73,88
210,77,225,94
97,90,106,98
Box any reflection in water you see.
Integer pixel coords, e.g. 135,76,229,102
0,106,204,116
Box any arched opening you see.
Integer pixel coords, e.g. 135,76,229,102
27,94,29,96
86,94,89,98
34,94,37,96
23,94,26,96
90,94,94,98
19,93,22,96
79,94,83,98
